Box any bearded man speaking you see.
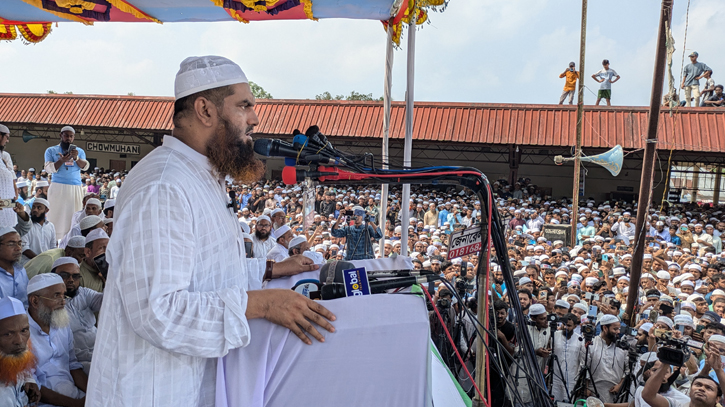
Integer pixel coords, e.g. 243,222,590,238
86,56,336,406
0,296,40,406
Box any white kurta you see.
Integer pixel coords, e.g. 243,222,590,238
20,221,57,266
551,330,583,402
65,287,103,373
86,136,266,407
251,234,276,259
266,243,289,262
511,324,551,404
0,150,16,228
0,373,35,407
579,335,628,403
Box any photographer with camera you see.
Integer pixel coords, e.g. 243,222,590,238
331,205,382,260
632,359,691,407
511,303,551,407
578,315,628,403
552,313,584,402
429,288,456,366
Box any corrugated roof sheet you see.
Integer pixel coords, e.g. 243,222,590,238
0,93,723,153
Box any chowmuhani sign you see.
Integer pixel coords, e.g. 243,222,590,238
86,142,140,155
447,226,482,260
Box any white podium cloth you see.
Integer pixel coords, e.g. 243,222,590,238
215,294,432,407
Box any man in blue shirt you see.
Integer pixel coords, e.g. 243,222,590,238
43,126,90,240
681,51,712,107
331,206,382,260
0,227,29,308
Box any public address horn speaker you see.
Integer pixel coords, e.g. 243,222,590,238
22,130,39,143
554,145,623,176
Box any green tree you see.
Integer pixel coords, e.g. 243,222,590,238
47,90,57,94
250,81,273,99
315,91,344,100
316,91,383,101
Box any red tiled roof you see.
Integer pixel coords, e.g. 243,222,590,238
0,93,723,153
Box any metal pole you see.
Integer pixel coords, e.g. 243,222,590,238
379,20,394,255
571,0,587,247
400,5,416,257
625,0,673,325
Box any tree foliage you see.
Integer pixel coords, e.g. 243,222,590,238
250,81,273,99
316,91,383,101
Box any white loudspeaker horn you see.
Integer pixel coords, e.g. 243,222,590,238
554,145,623,177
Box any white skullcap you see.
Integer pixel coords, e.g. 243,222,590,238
639,352,657,364
674,314,694,328
656,271,670,280
585,277,598,286
0,226,17,239
555,270,568,278
0,296,24,320
613,267,626,276
275,225,291,237
85,198,102,208
302,251,324,265
27,273,64,294
103,217,114,225
710,335,725,344
573,303,588,312
681,301,696,310
36,181,48,187
239,222,250,234
687,294,705,302
34,198,50,210
175,56,248,100
60,125,75,134
288,235,307,248
658,316,674,329
555,299,570,308
15,180,27,188
85,228,109,244
67,236,86,248
519,277,532,285
681,280,694,287
257,215,271,223
80,215,102,231
713,289,725,297
640,322,653,333
622,254,632,259
529,304,547,316
0,124,8,134
640,273,654,280
103,199,115,210
643,254,653,260
51,256,79,270
599,314,620,325
270,208,284,216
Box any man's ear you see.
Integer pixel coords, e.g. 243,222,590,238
193,97,218,128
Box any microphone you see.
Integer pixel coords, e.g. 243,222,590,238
281,166,374,185
320,275,440,300
292,279,321,300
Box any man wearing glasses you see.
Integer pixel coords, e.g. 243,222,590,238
27,273,87,406
52,256,103,375
0,227,28,307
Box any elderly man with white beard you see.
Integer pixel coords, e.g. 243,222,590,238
27,273,86,407
0,296,41,407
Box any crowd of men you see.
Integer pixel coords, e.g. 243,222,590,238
3,119,725,407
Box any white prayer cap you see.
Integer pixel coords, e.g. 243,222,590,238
85,228,109,245
599,314,620,325
681,280,694,287
682,301,696,311
0,226,17,239
555,299,570,309
613,267,626,276
271,208,284,216
257,215,271,223
80,215,102,231
175,56,248,100
34,198,50,210
555,270,568,278
656,271,670,280
239,222,250,234
709,335,725,344
585,277,598,286
103,217,114,225
674,314,694,328
36,181,48,187
640,323,653,333
658,316,674,329
60,125,75,134
104,199,115,210
275,225,291,237
714,289,725,298
639,352,657,364
27,273,64,294
0,124,8,134
0,296,24,320
15,180,27,188
643,254,653,260
573,303,588,312
687,294,705,302
51,256,79,270
529,304,546,316
288,235,307,248
85,198,102,207
621,254,632,259
519,277,532,285
67,236,86,249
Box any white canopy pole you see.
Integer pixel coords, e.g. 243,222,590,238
400,12,416,257
379,21,394,255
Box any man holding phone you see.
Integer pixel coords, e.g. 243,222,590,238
331,205,382,260
43,126,89,240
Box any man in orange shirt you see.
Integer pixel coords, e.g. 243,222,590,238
559,62,579,105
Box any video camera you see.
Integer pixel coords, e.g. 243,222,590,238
652,328,691,367
581,323,596,342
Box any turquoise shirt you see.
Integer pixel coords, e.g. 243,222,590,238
44,144,87,186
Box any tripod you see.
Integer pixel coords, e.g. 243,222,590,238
569,339,601,403
614,348,640,403
545,325,571,402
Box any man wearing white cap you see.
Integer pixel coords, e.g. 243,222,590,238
44,126,89,240
269,208,286,239
52,257,103,374
552,313,583,402
266,225,293,262
86,56,334,407
0,227,28,307
578,314,627,403
287,235,309,257
25,235,86,280
78,228,109,293
0,296,40,406
0,124,18,229
27,273,87,405
20,198,56,266
611,212,635,245
59,197,104,249
251,215,276,259
512,303,551,405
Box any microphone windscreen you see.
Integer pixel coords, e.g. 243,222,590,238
281,166,297,185
305,125,320,139
253,138,271,156
319,260,355,284
292,133,308,147
284,157,297,167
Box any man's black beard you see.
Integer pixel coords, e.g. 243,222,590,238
19,190,26,200
522,304,530,311
255,229,270,240
37,193,47,199
494,278,504,284
30,213,45,224
66,287,77,298
206,115,265,184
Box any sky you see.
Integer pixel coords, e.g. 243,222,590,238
0,0,723,107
